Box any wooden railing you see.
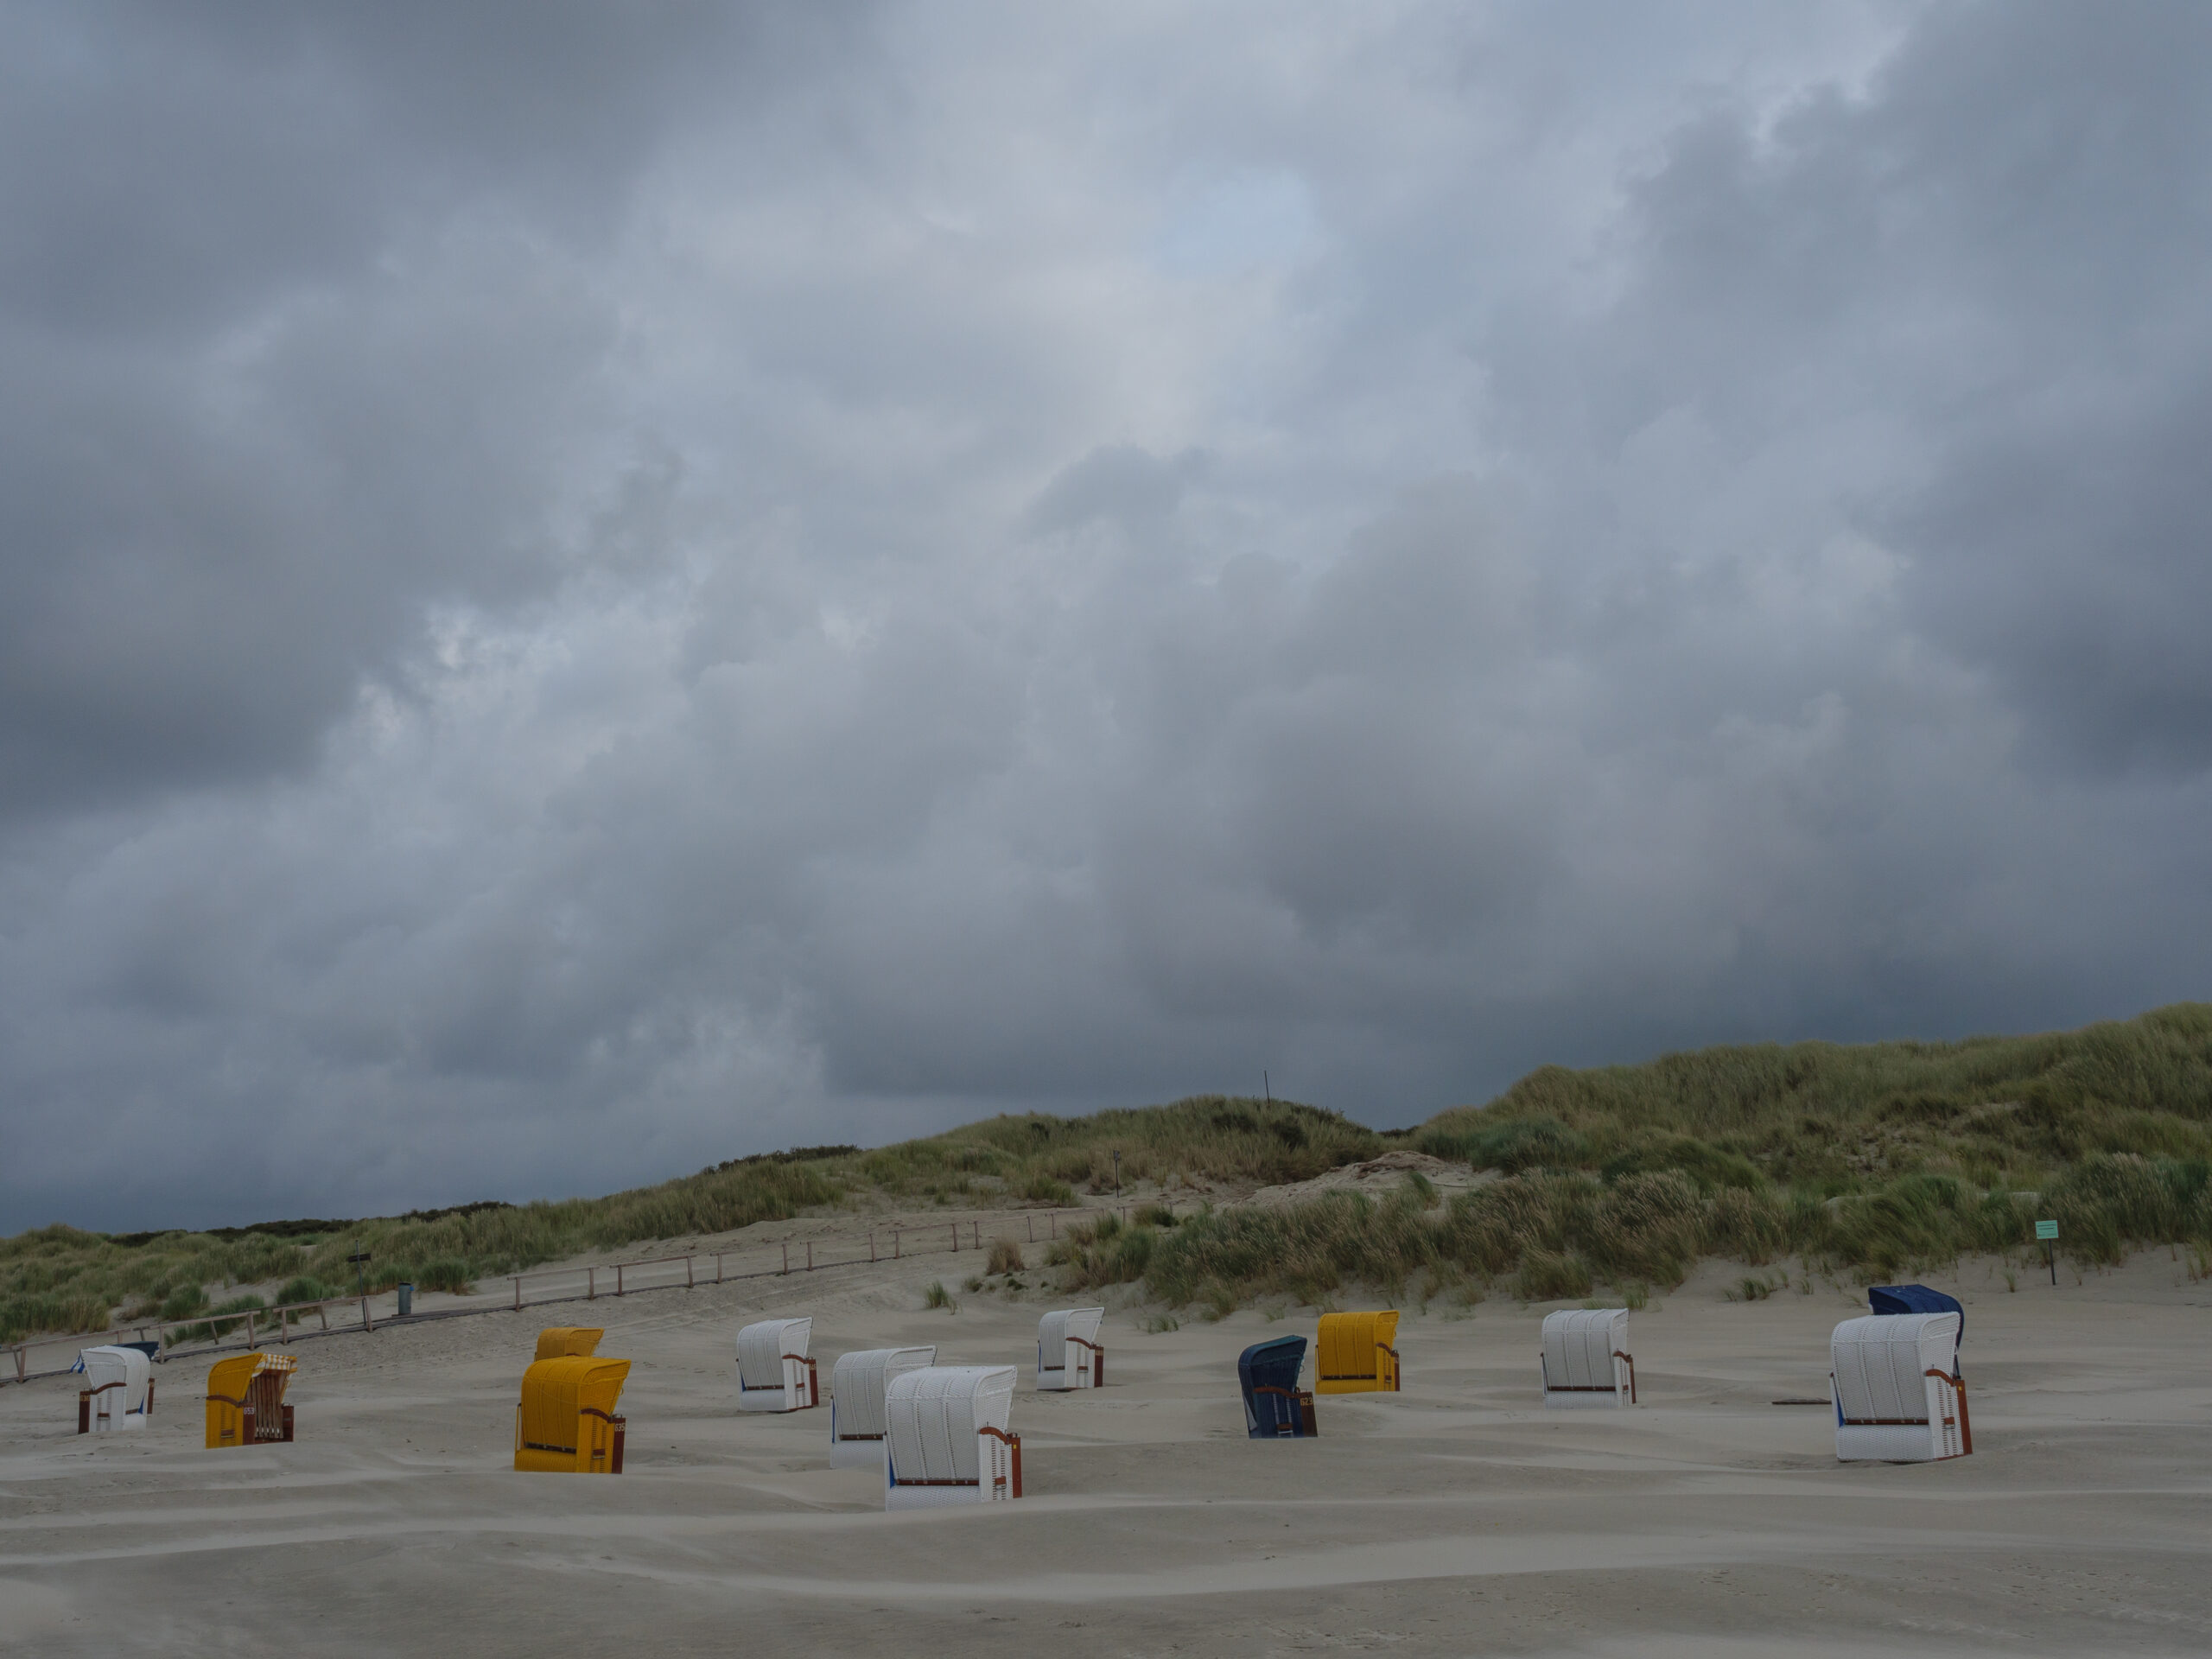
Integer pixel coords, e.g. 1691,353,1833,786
497,1205,1115,1312
5,1294,379,1384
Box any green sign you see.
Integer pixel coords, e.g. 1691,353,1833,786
2035,1219,2059,1241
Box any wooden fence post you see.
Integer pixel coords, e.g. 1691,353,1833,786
362,1296,374,1333
869,1230,875,1262
588,1268,595,1301
806,1241,812,1271
951,1224,958,1251
781,1243,788,1274
716,1253,724,1284
687,1255,695,1289
893,1229,900,1259
616,1265,625,1296
512,1278,522,1312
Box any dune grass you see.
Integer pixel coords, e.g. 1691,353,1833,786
8,1006,2211,1343
0,1157,845,1344
1060,1151,2212,1310
0,1096,1366,1343
839,1096,1381,1205
1050,1005,2212,1310
1416,1001,2212,1192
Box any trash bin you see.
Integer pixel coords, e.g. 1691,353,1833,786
397,1283,414,1317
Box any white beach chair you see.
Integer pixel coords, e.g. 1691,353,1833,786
1830,1312,1970,1462
884,1364,1020,1510
76,1345,155,1432
829,1344,937,1468
1035,1306,1105,1390
1540,1308,1636,1407
735,1317,819,1412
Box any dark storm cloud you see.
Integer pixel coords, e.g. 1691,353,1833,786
3,1,2210,1231
0,1,864,814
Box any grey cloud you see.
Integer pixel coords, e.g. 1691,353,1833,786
1027,445,1209,537
0,232,616,811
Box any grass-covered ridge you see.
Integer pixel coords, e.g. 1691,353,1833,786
1,1096,1366,1343
1414,1002,2212,1191
1045,1005,2212,1310
7,1007,2212,1343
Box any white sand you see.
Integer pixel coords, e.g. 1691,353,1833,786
3,1243,2208,1656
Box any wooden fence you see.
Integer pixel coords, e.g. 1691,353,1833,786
496,1206,1103,1311
5,1203,1161,1384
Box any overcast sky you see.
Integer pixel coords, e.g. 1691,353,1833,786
4,2,2209,1231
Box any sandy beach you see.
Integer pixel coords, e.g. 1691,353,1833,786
3,1239,2207,1657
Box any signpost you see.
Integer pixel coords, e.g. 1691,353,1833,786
348,1247,372,1297
2035,1218,2058,1285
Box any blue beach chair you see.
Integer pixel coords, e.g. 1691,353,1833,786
1238,1335,1317,1439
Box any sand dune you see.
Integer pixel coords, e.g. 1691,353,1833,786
3,1242,2208,1656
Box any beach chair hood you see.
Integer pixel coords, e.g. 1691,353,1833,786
534,1327,604,1361
1540,1308,1636,1407
515,1355,631,1473
1831,1313,1970,1462
77,1345,154,1433
1867,1285,1964,1365
884,1364,1020,1510
1238,1336,1316,1439
736,1317,818,1411
1036,1306,1105,1389
205,1352,297,1448
1315,1311,1401,1394
830,1344,936,1468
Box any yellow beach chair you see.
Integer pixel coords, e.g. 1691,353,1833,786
206,1353,299,1447
515,1356,631,1473
534,1327,603,1360
1315,1311,1402,1394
